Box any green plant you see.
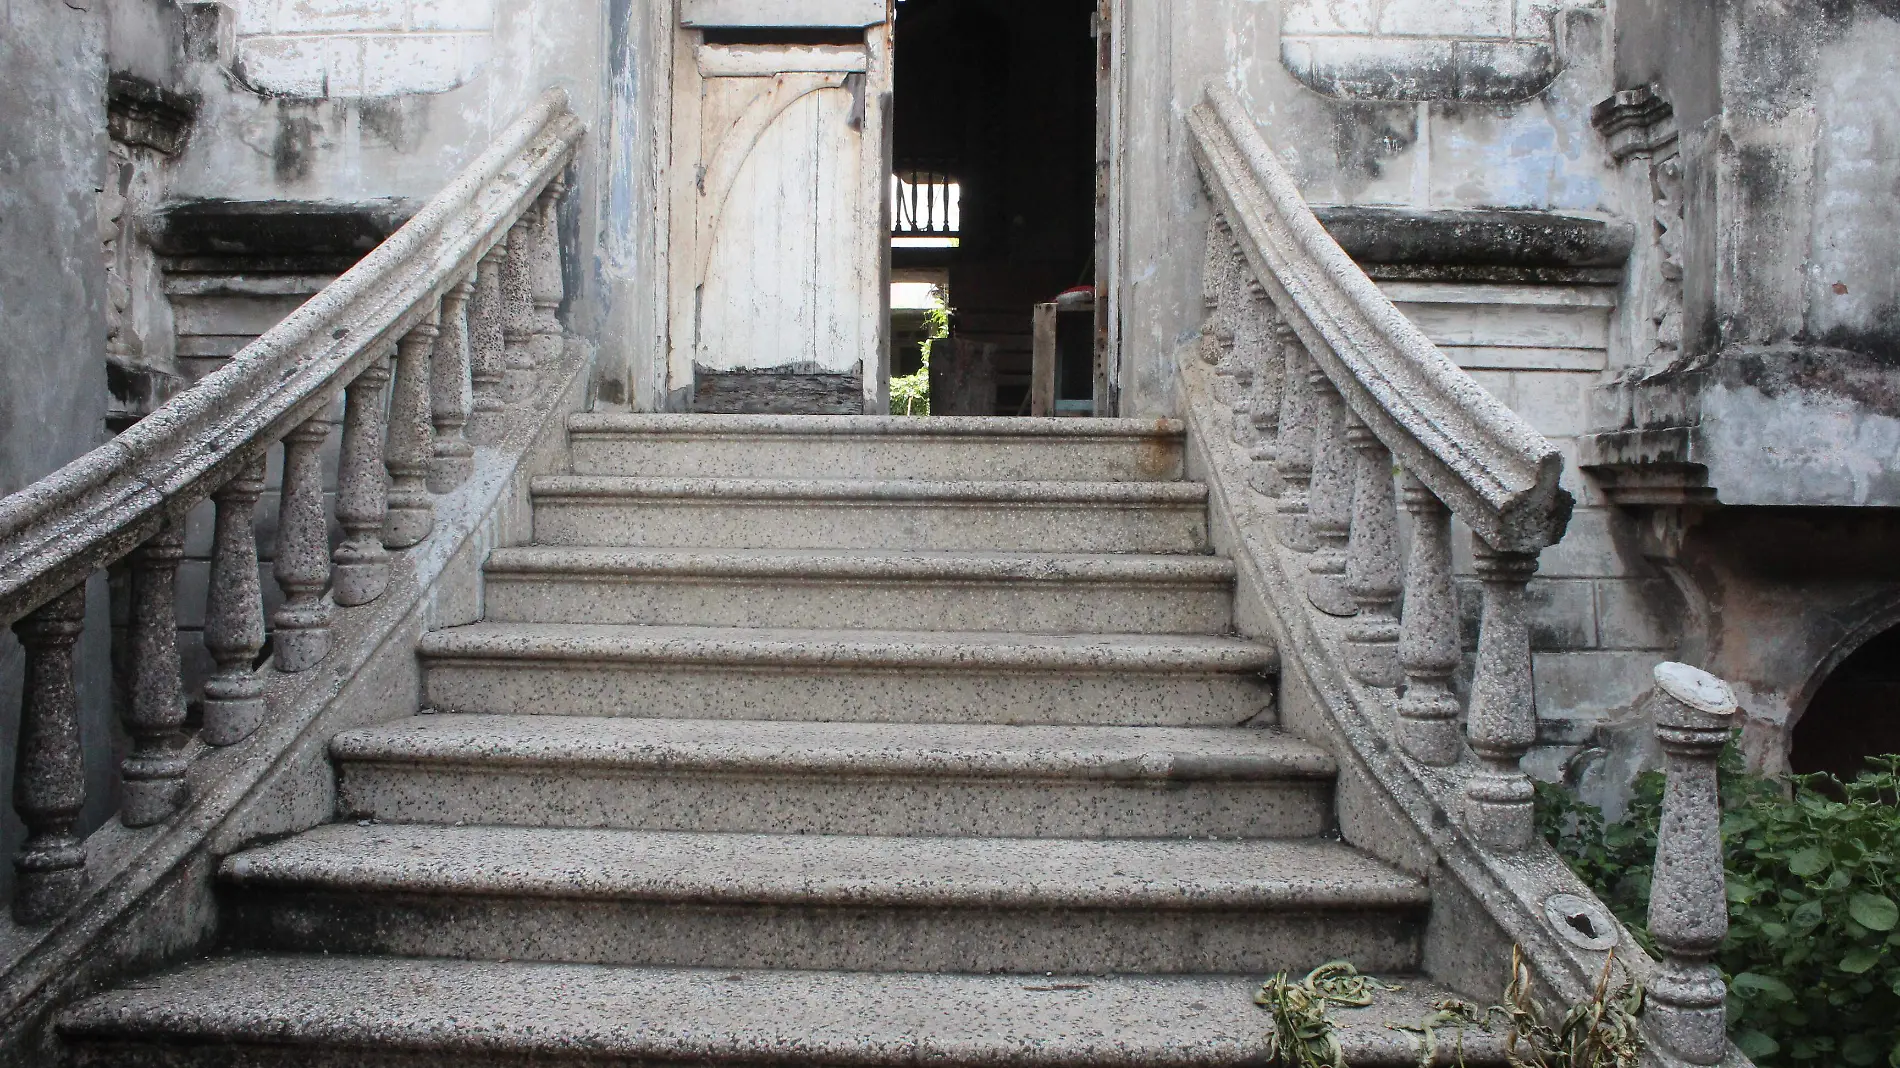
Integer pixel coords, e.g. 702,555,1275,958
889,289,948,416
1536,748,1900,1067
1396,948,1643,1068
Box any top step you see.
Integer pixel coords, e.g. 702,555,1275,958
567,415,1187,482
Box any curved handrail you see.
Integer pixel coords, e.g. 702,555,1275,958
1186,84,1571,553
0,88,583,628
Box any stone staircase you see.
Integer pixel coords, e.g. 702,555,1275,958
60,415,1505,1067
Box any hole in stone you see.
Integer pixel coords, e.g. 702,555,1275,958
1566,911,1599,939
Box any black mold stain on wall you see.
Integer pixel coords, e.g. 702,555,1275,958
1326,101,1416,185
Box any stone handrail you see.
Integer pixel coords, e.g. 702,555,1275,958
1185,84,1747,1066
0,89,582,925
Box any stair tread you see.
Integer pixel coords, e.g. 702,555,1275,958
333,716,1336,780
568,413,1188,439
530,475,1209,502
220,825,1428,909
417,624,1275,671
484,547,1237,583
63,955,1503,1066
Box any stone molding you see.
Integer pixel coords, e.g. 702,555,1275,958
0,88,582,632
1186,85,1572,555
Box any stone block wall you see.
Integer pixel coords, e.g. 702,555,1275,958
232,0,497,97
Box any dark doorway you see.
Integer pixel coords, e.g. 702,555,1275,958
1793,625,1900,779
891,0,1099,416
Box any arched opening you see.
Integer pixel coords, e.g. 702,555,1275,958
1792,624,1900,778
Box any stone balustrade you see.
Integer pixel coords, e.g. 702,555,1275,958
1188,85,1745,1067
0,89,582,927
1188,83,1573,853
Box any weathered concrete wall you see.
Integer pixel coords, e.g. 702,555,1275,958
0,0,115,904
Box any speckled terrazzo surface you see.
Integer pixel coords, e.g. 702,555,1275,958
63,956,1507,1066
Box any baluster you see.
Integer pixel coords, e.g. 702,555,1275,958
11,583,90,924
1463,542,1541,849
272,415,334,672
528,176,567,372
1304,374,1356,616
202,457,267,746
383,311,439,549
1273,323,1317,552
1396,471,1463,765
333,354,393,606
1246,296,1285,497
122,521,189,826
1644,662,1738,1066
500,213,536,401
1200,218,1237,369
429,278,476,492
1343,415,1401,685
467,241,508,444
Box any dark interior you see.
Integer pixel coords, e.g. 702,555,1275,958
1793,625,1900,780
892,0,1098,415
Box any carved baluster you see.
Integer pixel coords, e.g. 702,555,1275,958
202,457,267,746
467,240,508,444
500,213,536,401
1304,374,1356,616
1273,324,1317,552
1645,662,1738,1066
429,278,476,492
383,311,440,549
1463,542,1541,849
1199,218,1237,370
1396,471,1463,765
333,354,393,606
1246,296,1285,497
121,521,189,826
11,583,90,923
1343,415,1401,685
272,415,334,672
528,176,567,373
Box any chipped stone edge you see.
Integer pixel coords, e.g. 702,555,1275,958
1180,353,1751,1068
0,340,595,1064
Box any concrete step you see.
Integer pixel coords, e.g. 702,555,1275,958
332,716,1337,838
216,825,1429,974
62,956,1510,1068
480,548,1236,633
417,624,1277,726
527,477,1210,553
566,413,1187,482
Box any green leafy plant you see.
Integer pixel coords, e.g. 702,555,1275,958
1537,748,1900,1067
889,291,948,416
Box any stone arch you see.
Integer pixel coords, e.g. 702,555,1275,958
1788,607,1900,778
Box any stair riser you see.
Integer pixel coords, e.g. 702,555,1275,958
221,892,1425,975
421,662,1275,726
568,437,1185,482
335,764,1334,839
530,499,1209,553
481,574,1233,633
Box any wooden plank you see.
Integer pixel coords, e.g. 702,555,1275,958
1030,302,1058,417
697,44,868,76
683,0,887,28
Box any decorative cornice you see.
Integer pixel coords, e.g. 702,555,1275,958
1591,84,1677,162
107,73,199,157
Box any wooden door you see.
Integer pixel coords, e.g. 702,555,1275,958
669,0,893,411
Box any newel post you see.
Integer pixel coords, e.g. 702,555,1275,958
1463,541,1540,849
1644,662,1737,1065
11,583,91,924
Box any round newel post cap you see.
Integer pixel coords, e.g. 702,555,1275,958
1651,662,1737,733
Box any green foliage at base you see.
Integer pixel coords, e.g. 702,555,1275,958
1537,749,1900,1067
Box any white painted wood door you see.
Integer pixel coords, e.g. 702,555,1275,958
668,4,893,408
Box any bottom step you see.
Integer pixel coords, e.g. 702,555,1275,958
63,955,1508,1067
